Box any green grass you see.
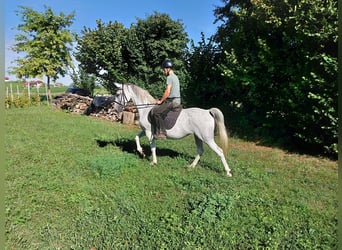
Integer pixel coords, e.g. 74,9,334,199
5,106,338,249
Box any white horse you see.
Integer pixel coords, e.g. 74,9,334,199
113,83,232,177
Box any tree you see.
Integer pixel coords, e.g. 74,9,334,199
184,33,224,108
70,67,96,97
214,0,337,156
75,12,189,97
75,20,128,94
11,6,75,101
131,12,189,97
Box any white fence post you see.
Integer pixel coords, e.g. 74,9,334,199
17,84,20,98
10,83,13,103
28,82,31,106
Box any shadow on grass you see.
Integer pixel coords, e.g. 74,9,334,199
96,138,184,159
95,138,222,173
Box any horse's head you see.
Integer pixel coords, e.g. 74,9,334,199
113,82,156,112
113,83,126,113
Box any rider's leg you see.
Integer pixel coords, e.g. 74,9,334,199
153,102,172,138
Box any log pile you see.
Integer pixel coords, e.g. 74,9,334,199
52,93,93,114
52,93,138,125
88,103,119,121
87,95,120,121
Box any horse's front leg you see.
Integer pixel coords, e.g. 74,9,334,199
145,130,157,165
135,130,146,158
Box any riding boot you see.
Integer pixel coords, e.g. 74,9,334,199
152,101,172,139
154,114,167,139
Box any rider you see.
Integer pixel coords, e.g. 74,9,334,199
152,59,181,139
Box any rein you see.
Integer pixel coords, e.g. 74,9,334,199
113,84,156,108
135,103,156,108
112,99,155,108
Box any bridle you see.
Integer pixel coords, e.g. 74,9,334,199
112,83,156,109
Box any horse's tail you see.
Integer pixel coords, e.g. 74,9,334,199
209,108,228,156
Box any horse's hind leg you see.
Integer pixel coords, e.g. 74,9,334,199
206,140,232,177
189,135,204,168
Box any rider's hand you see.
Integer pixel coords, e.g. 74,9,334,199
156,99,162,105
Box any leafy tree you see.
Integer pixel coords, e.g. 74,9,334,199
214,0,337,156
185,33,224,108
11,6,75,101
75,12,189,97
132,12,189,97
70,67,96,97
75,20,128,94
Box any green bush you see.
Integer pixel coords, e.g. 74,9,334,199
212,0,337,157
5,93,41,108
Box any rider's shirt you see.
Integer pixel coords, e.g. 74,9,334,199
167,73,181,105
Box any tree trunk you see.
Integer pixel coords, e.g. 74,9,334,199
47,76,52,103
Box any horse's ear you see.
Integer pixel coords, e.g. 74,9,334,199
114,82,122,89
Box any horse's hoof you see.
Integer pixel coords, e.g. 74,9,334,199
227,172,233,177
137,150,145,158
150,161,157,166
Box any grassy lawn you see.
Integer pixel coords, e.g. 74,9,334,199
5,106,338,249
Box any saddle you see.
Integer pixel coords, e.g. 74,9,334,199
148,103,183,130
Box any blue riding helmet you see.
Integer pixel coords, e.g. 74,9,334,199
161,60,173,69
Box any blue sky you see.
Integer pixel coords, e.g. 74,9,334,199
5,0,224,85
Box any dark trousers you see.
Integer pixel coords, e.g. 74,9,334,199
151,100,173,134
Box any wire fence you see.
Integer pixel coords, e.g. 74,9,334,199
5,82,50,108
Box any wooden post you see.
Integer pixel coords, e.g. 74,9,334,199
10,83,13,103
122,111,135,125
45,82,49,105
28,82,31,105
37,84,40,105
16,84,20,98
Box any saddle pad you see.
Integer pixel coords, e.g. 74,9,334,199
148,105,182,130
164,109,182,130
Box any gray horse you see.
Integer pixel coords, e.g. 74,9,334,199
113,83,232,177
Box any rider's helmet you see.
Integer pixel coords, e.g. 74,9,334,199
161,60,173,69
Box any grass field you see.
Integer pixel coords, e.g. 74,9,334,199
5,106,338,249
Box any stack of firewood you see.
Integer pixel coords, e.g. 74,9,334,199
88,101,120,121
52,93,93,114
52,93,138,124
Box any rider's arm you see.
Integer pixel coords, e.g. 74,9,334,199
157,84,171,104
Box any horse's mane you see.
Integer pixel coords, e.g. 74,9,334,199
127,84,156,104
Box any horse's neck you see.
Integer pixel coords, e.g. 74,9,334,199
126,85,154,106
126,85,154,117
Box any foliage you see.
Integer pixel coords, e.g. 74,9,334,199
75,12,189,97
212,0,337,156
185,33,225,108
131,12,189,97
75,20,128,94
5,93,41,108
5,107,337,249
70,67,96,97
11,6,75,100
